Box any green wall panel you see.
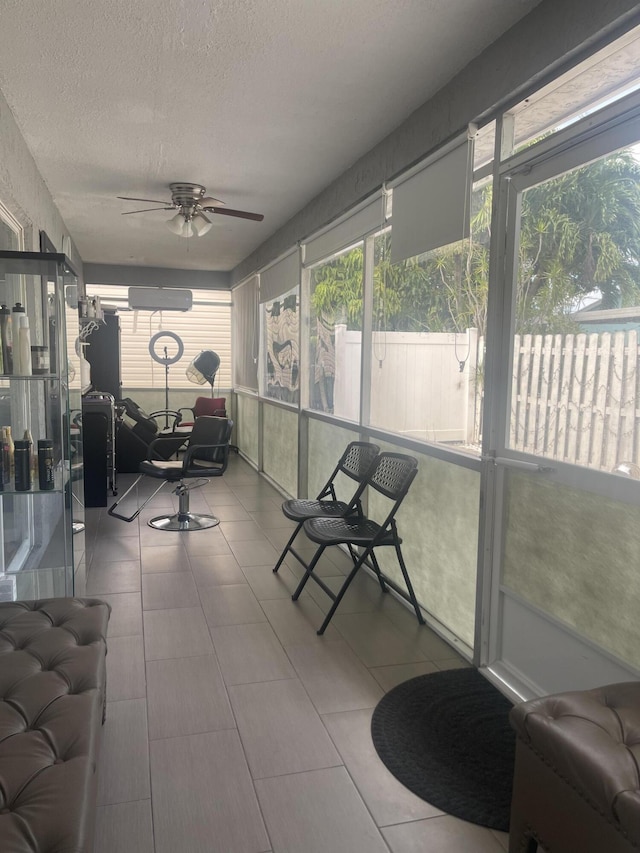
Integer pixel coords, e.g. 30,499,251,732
503,473,640,668
236,394,259,465
263,404,298,497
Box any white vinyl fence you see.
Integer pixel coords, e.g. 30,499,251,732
333,327,640,471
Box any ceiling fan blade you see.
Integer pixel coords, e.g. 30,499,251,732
121,207,174,214
207,207,264,221
199,196,225,207
117,196,172,205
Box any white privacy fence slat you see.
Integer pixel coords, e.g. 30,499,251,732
509,330,640,470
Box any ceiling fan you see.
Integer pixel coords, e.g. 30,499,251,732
118,182,264,237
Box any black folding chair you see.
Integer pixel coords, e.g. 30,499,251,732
292,452,425,635
272,441,380,575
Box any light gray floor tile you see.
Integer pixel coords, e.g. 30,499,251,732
97,698,150,805
200,584,266,627
333,612,427,667
89,537,141,565
99,592,142,637
229,538,281,567
219,520,268,541
140,544,189,573
189,553,247,588
210,503,252,521
233,494,283,513
142,570,200,610
146,654,235,739
306,573,383,614
86,561,141,595
370,661,440,692
229,679,341,779
260,597,341,645
139,525,186,547
150,730,270,853
143,606,214,660
94,799,154,853
285,640,383,714
249,510,294,529
201,490,246,506
322,707,443,826
181,529,232,556
381,815,506,852
94,513,140,538
285,547,348,578
435,657,472,670
256,766,389,853
107,634,146,701
211,622,296,685
241,563,305,600
491,829,510,851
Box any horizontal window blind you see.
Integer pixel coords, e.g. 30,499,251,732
85,284,231,389
259,249,300,304
390,136,474,263
303,194,384,267
232,276,259,392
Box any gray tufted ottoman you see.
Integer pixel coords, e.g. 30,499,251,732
0,597,110,853
509,681,640,852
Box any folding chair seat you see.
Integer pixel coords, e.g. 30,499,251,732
292,452,425,635
272,441,380,575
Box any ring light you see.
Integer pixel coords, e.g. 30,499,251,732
149,331,184,365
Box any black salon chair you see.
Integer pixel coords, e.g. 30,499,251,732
108,416,233,530
292,452,425,634
273,441,380,575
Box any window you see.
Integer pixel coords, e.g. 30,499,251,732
506,142,640,473
261,286,299,403
368,181,490,451
307,243,364,421
85,285,232,389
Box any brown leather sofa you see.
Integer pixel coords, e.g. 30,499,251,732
509,681,640,853
0,598,110,852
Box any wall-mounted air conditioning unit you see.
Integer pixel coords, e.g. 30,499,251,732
128,287,193,312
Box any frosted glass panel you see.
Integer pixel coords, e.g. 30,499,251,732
263,404,298,496
502,472,640,668
369,439,479,647
236,394,259,465
307,418,362,503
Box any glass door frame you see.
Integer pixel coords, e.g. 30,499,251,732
477,89,640,700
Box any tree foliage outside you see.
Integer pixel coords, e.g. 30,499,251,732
310,150,640,339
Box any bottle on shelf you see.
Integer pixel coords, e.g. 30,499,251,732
11,304,25,374
4,427,14,483
38,439,55,490
14,439,31,491
18,316,32,376
0,305,12,375
23,429,36,483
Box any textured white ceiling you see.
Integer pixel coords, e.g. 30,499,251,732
0,0,539,271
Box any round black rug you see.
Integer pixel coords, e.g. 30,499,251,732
371,667,516,831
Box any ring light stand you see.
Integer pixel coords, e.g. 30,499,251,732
149,331,184,428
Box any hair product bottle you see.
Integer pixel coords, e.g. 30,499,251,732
18,315,32,376
38,439,55,490
0,305,12,374
14,439,31,491
4,427,14,483
11,304,25,374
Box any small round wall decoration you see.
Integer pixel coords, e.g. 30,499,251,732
148,330,184,364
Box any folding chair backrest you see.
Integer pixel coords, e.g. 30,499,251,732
368,453,418,501
337,442,380,483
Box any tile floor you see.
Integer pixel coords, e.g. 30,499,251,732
86,454,510,853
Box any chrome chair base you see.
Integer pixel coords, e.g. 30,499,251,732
148,511,220,531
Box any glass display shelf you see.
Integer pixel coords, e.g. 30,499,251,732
0,250,84,598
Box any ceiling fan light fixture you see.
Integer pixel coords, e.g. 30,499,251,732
167,212,188,236
192,212,213,236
